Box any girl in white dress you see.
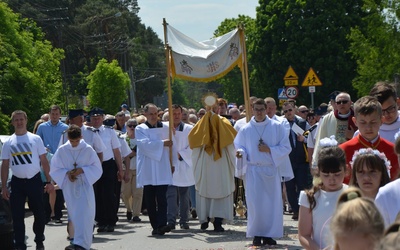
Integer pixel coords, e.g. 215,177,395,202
298,140,348,250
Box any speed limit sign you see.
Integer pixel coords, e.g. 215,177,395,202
285,86,299,99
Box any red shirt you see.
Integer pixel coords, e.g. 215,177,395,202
339,134,398,184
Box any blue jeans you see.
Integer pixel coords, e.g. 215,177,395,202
10,173,45,250
166,186,190,225
189,185,196,208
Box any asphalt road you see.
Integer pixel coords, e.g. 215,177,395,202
22,204,302,250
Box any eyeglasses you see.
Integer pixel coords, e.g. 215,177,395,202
127,124,137,128
382,105,397,115
253,108,266,112
283,109,293,113
300,110,309,113
336,100,349,105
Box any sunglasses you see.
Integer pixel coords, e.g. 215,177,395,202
127,124,137,128
336,100,349,105
283,109,293,114
300,110,309,113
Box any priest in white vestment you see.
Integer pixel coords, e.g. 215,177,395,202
50,125,102,250
234,98,292,246
136,103,176,236
188,105,237,232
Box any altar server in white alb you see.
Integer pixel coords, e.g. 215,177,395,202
234,98,292,247
50,125,102,250
165,104,194,230
136,103,177,236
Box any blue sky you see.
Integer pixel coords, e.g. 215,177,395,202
137,0,259,42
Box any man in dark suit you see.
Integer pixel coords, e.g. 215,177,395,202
282,101,311,220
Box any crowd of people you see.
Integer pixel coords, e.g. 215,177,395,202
2,81,400,249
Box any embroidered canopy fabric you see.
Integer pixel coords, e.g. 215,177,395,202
167,25,243,82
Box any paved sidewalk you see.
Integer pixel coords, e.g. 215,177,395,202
23,205,302,250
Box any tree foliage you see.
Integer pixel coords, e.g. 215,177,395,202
0,2,63,133
213,15,256,105
348,0,400,96
170,79,189,107
251,0,364,107
5,0,166,109
87,59,130,113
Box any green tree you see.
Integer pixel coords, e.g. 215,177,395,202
170,79,189,107
87,59,130,113
214,15,256,105
5,0,166,109
348,0,400,96
0,2,64,133
252,0,364,107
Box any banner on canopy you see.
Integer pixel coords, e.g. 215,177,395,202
166,25,243,82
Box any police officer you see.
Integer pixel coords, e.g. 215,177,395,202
90,108,123,233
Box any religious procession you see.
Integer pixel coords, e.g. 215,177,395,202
3,86,400,250
2,1,400,250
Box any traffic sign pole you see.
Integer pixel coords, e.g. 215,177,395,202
301,68,323,110
311,92,314,110
309,86,315,109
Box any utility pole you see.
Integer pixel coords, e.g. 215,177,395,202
100,12,122,61
39,11,70,111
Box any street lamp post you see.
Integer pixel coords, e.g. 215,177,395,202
130,74,155,112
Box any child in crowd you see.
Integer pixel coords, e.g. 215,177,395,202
298,138,348,250
339,96,399,183
330,187,385,250
375,135,400,227
50,125,102,250
349,148,390,199
375,219,400,250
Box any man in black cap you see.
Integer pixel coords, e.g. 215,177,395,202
89,107,124,233
60,109,105,161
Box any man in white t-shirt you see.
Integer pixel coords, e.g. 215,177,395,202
1,110,54,250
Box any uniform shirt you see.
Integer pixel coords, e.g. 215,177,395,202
59,125,106,154
98,125,121,161
117,132,131,158
1,132,47,178
37,120,68,154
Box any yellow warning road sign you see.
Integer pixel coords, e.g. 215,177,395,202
283,66,298,80
284,66,299,86
301,67,323,87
